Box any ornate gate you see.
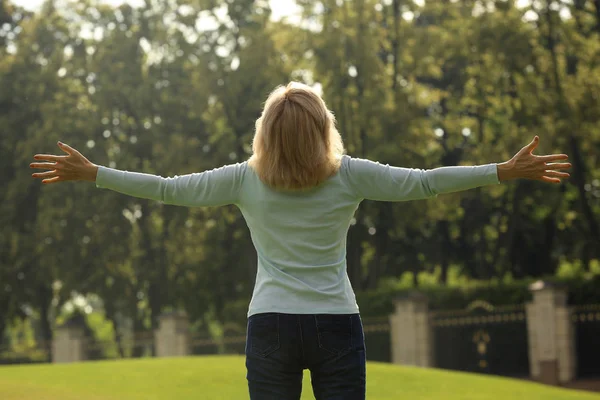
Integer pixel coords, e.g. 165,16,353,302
432,302,529,377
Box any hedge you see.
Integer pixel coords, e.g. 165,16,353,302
356,275,600,318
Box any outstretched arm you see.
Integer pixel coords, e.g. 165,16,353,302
31,142,246,207
345,136,571,202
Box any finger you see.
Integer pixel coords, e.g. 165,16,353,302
42,176,63,184
30,162,57,170
32,170,58,178
545,162,572,170
541,176,561,184
526,136,539,153
537,154,569,162
58,141,72,155
58,141,81,156
544,170,570,178
33,154,66,162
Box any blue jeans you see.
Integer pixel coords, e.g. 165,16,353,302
245,313,366,400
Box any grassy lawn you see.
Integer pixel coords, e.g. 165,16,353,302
1,356,599,400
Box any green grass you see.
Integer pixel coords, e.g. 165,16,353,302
0,356,599,400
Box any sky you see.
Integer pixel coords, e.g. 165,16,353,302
10,1,568,25
12,0,302,21
12,0,537,10
9,0,558,18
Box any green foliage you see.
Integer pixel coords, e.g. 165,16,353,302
556,258,600,279
356,281,530,318
0,318,46,365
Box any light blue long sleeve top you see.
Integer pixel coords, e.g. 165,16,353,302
95,155,499,317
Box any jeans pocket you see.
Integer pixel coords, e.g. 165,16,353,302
315,314,353,356
247,313,280,357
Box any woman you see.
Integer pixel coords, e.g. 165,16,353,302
31,82,571,400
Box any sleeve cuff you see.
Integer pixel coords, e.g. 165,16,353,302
95,165,114,189
491,163,500,184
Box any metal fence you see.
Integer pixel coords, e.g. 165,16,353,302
3,305,600,381
573,304,600,378
431,304,529,377
190,334,246,356
362,317,391,363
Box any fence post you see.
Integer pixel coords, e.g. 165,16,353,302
52,321,87,363
154,311,190,358
526,281,576,385
389,291,433,367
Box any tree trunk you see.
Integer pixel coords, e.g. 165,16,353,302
490,192,510,276
369,203,393,289
131,312,147,358
505,182,524,277
346,221,365,290
0,295,10,350
36,285,53,362
105,303,125,358
411,250,419,287
391,0,401,89
594,0,600,34
438,220,450,284
141,203,163,355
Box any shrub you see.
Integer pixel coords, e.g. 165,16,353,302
356,275,600,318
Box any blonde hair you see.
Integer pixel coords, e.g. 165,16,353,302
248,82,345,190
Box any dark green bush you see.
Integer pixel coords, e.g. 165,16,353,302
356,276,600,318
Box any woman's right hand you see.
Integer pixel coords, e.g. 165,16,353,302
497,136,571,184
31,142,98,184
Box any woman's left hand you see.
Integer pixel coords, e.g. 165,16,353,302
30,142,98,184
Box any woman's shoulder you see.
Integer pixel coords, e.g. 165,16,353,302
206,160,249,176
339,155,384,172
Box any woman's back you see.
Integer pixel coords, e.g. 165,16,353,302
239,155,362,317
